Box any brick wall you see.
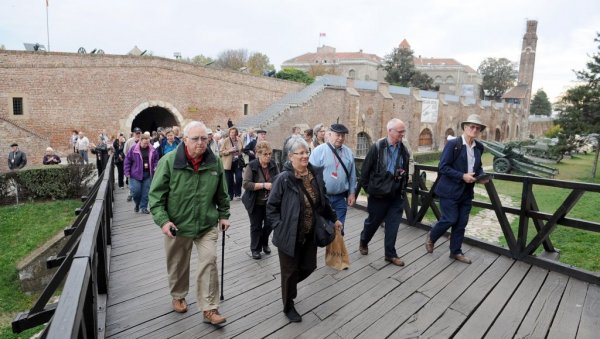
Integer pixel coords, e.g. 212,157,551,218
0,50,303,169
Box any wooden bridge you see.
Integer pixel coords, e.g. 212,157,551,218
12,161,600,338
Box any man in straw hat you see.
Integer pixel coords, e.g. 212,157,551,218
425,113,490,264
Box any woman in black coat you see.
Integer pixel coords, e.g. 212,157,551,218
266,136,342,323
242,141,279,260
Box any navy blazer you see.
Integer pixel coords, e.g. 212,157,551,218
434,137,484,200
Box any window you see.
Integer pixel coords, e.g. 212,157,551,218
13,97,23,115
244,104,248,116
445,76,454,84
356,132,371,157
434,76,443,84
348,69,356,79
365,74,370,81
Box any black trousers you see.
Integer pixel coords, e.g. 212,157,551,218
278,238,317,311
248,204,272,252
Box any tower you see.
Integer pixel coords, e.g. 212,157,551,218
515,20,538,139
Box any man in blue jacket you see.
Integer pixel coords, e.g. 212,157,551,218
425,114,490,264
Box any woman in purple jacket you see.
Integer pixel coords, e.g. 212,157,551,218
125,133,159,214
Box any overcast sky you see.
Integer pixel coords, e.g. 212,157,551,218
2,0,598,102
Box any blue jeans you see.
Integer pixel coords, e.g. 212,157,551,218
430,195,472,255
360,193,404,258
79,150,88,164
328,193,348,233
130,172,152,209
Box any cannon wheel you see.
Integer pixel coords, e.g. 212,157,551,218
493,157,511,173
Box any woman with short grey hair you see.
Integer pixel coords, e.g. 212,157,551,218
312,123,326,149
266,136,342,322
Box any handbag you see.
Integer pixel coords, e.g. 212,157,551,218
236,156,246,168
299,181,335,247
325,229,350,270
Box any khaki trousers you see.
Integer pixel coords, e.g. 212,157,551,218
164,227,220,311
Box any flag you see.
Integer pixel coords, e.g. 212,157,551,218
46,0,49,7
319,32,326,37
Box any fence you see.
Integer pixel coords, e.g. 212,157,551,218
12,156,114,338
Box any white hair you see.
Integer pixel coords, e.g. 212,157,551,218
387,118,403,130
183,121,206,137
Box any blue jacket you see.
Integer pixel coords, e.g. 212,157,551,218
434,137,484,200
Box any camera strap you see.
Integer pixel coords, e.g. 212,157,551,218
327,143,352,187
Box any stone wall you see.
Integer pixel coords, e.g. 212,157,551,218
0,50,303,171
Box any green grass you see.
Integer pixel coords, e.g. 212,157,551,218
0,199,80,338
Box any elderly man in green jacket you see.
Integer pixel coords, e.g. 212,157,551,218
149,121,231,325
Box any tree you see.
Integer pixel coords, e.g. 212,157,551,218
247,52,274,76
216,48,248,71
478,57,518,101
556,32,600,177
530,89,552,116
0,44,5,50
275,68,314,84
190,54,214,66
382,45,438,91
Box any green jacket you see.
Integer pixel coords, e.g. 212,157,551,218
149,144,230,238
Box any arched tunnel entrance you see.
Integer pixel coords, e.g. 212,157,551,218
131,106,178,133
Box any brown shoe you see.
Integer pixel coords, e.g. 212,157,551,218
450,253,472,264
172,298,187,313
203,309,227,325
425,232,434,253
359,242,368,255
384,256,405,266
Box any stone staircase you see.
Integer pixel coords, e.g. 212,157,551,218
236,75,347,130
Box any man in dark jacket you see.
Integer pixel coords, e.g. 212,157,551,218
8,143,27,170
425,114,489,264
358,118,410,267
149,121,230,326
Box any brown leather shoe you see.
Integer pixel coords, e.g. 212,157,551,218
203,309,227,325
384,256,405,266
425,232,434,253
359,242,368,255
450,253,472,264
172,298,187,313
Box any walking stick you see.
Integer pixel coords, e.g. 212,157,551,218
220,229,225,300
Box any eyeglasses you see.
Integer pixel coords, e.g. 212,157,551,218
292,151,310,156
466,125,481,131
392,129,406,134
188,136,209,143
260,152,272,156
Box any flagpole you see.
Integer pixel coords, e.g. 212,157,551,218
46,0,50,51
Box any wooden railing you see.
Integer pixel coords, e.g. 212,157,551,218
12,156,114,338
406,164,600,284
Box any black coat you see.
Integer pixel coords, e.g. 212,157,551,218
8,150,27,170
360,138,410,195
266,162,337,257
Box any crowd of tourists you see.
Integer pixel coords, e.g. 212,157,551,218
6,113,488,326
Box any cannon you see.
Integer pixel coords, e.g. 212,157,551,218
520,138,563,162
480,140,559,178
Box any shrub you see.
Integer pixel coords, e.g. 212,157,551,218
0,165,95,203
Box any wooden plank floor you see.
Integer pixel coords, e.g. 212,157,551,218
105,187,599,338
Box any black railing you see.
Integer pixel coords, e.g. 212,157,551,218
12,156,114,338
406,164,600,284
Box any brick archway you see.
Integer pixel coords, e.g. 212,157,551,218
124,101,185,133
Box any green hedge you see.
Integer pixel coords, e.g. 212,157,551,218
414,151,442,163
0,165,95,204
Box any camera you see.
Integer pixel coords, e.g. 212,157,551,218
169,226,177,237
394,168,407,182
